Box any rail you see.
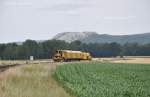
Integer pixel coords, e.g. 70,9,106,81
0,64,22,72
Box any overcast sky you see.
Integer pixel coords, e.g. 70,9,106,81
0,0,150,43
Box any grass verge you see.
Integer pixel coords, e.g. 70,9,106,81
0,63,71,97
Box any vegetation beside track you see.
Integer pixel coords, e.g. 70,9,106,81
54,62,150,97
0,63,71,97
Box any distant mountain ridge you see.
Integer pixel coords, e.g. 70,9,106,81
53,32,98,43
53,32,150,44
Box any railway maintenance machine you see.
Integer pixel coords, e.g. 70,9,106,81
53,50,92,62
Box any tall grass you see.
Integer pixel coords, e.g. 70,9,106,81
54,63,150,97
0,64,71,97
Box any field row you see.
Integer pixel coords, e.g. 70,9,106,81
54,62,150,97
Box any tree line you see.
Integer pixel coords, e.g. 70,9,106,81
0,39,150,60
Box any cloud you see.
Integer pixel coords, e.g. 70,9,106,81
3,1,32,7
37,1,97,17
38,1,92,12
53,3,84,11
36,3,85,16
104,16,136,20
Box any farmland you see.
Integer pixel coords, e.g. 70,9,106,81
54,62,150,97
0,59,150,97
113,57,150,64
93,57,150,64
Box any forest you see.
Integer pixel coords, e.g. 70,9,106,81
0,39,150,60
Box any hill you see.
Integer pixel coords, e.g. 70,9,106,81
53,32,150,44
53,32,98,43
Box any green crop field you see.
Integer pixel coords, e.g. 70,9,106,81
54,62,150,97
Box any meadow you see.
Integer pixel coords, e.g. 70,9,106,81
54,62,150,97
0,63,71,97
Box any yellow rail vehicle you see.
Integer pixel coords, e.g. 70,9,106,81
53,50,92,62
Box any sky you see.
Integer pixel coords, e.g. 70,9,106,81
0,0,150,43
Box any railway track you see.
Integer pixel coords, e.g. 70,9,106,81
0,64,22,72
0,60,91,73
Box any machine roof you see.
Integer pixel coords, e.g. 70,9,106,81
61,50,82,53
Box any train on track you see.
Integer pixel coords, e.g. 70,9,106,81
53,50,92,62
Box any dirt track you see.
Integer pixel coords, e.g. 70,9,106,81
112,58,150,64
93,57,150,64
